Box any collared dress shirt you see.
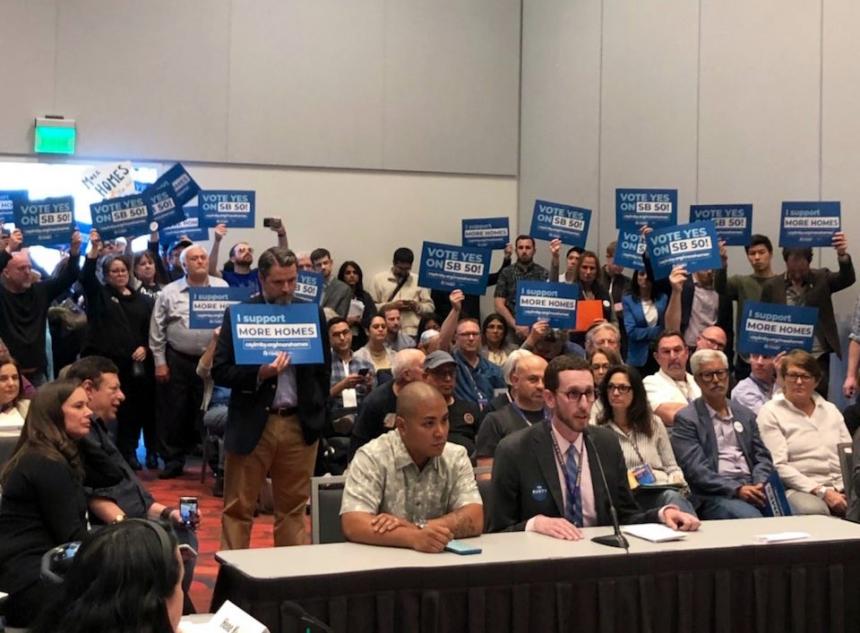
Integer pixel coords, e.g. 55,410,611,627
341,430,481,522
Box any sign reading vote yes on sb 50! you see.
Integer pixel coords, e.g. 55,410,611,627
199,190,256,228
189,287,255,329
418,241,490,295
515,281,579,330
738,301,818,356
616,188,678,229
779,201,841,247
690,204,753,247
529,200,591,247
294,271,324,304
159,206,210,242
614,224,647,271
90,193,150,241
13,196,76,246
461,217,509,250
230,303,323,365
645,221,722,280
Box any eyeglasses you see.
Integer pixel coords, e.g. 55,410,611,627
785,371,814,383
697,368,729,381
557,389,596,402
606,384,632,394
699,335,726,351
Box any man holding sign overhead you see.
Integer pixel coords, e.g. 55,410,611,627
212,246,330,550
761,232,854,397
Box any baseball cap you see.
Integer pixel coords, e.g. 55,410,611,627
424,350,456,370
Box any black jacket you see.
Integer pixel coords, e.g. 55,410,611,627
212,296,331,454
489,423,658,532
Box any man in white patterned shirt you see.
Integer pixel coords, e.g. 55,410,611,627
341,381,483,552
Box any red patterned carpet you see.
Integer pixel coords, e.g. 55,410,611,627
139,459,311,612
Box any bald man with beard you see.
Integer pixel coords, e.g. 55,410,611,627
341,382,483,552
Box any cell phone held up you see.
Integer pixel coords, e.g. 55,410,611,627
179,496,199,528
262,217,280,229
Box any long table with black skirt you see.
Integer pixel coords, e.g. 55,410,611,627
211,515,860,633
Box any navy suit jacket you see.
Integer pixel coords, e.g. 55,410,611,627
489,423,658,532
212,296,331,454
671,398,774,497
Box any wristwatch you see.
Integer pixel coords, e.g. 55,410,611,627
160,506,176,521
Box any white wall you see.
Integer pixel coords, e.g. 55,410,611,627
0,0,520,176
519,1,860,350
185,163,518,284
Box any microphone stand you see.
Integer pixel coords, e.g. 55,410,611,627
585,433,629,552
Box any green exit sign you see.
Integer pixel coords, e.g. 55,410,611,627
34,117,76,154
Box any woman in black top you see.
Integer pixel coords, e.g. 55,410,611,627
0,379,92,628
81,230,156,470
339,260,376,351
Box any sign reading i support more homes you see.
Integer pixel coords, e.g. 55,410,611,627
189,286,256,329
461,217,509,250
230,303,323,365
779,201,841,248
514,281,579,330
737,301,818,356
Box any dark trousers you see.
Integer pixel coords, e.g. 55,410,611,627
816,353,830,399
157,347,203,466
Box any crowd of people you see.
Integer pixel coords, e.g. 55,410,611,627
1,219,860,629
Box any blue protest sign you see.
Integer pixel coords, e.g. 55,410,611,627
13,196,76,247
0,190,27,225
737,301,818,356
295,271,324,304
690,204,753,247
159,206,210,242
514,281,579,329
189,287,255,329
90,193,150,241
615,188,678,229
461,217,509,250
230,303,323,365
779,201,841,247
143,185,185,230
417,241,491,295
198,190,256,228
646,221,722,280
614,224,646,271
154,163,200,207
529,200,592,247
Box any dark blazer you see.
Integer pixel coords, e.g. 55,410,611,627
489,423,659,532
760,259,855,357
671,398,773,498
212,296,331,454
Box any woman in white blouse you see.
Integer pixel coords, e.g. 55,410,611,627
597,364,695,514
757,349,851,516
0,356,29,429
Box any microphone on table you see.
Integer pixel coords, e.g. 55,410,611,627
282,601,334,633
585,432,629,553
